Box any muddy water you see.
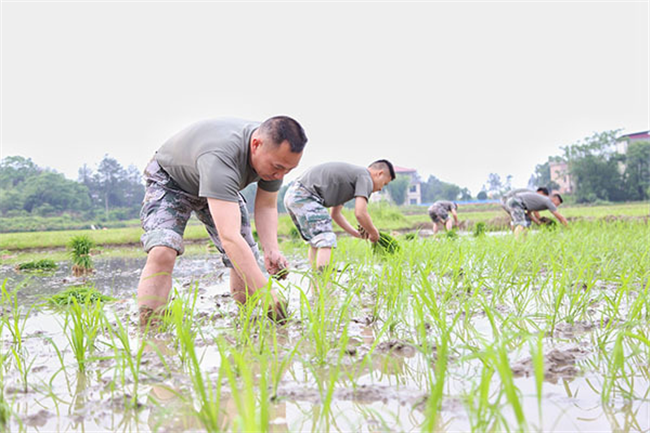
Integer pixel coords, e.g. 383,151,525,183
1,254,649,432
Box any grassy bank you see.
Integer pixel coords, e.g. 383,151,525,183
1,202,647,252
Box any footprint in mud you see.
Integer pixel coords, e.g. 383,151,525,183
23,409,53,427
375,340,417,358
554,321,595,339
512,346,590,384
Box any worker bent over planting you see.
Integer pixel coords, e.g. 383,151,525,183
284,160,395,271
505,191,568,237
137,116,307,324
428,200,459,234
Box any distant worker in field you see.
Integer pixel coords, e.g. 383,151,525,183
501,187,549,221
137,116,308,324
283,160,395,270
428,200,459,234
505,191,568,236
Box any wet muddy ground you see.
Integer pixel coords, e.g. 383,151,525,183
1,230,649,432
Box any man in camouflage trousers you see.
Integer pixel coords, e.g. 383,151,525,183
504,191,569,237
284,160,395,271
138,116,307,323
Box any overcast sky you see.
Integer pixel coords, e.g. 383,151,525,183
1,1,648,195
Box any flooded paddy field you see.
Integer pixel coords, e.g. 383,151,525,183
0,220,648,432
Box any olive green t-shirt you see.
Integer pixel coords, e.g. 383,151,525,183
297,162,374,208
155,118,282,202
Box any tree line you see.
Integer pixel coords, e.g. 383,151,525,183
529,130,650,203
0,155,145,220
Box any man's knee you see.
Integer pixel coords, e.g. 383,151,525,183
146,246,177,270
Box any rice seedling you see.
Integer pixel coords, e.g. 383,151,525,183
107,313,150,409
217,338,271,432
63,298,105,372
68,234,95,276
1,280,32,353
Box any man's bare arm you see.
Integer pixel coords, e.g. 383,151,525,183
528,211,542,225
355,197,379,242
551,210,569,227
208,198,268,293
254,188,280,253
331,205,361,238
254,188,289,276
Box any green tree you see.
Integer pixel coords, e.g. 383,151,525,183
420,175,468,202
386,175,411,205
623,141,650,200
22,171,91,213
0,156,41,188
562,130,624,203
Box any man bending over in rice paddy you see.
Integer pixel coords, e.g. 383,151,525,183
501,186,549,222
137,116,307,324
428,200,459,234
504,191,568,237
284,160,395,271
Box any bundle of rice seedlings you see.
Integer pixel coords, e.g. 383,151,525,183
372,232,401,255
445,229,459,239
16,258,57,272
473,222,487,237
48,285,115,306
69,235,95,276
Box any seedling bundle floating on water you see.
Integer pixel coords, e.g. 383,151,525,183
372,232,401,255
15,259,57,272
47,285,115,306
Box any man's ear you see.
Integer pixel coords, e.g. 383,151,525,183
251,137,262,153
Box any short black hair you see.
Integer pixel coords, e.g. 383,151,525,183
536,187,549,195
369,159,396,180
259,116,308,153
552,193,563,204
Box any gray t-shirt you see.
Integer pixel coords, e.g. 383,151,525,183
298,162,374,207
517,192,557,212
430,200,457,212
155,118,282,202
502,188,533,201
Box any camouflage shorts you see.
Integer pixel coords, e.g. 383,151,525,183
428,205,449,224
283,182,337,248
140,158,260,267
505,197,531,227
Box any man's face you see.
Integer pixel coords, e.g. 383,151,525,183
372,171,392,192
251,137,302,181
551,196,562,207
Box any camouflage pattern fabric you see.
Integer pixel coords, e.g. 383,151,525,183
505,197,531,227
428,204,449,224
283,182,337,248
140,159,260,267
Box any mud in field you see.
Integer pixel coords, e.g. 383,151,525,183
1,251,648,433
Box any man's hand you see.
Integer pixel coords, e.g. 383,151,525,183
357,225,369,240
368,230,380,243
265,249,289,280
267,287,289,323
